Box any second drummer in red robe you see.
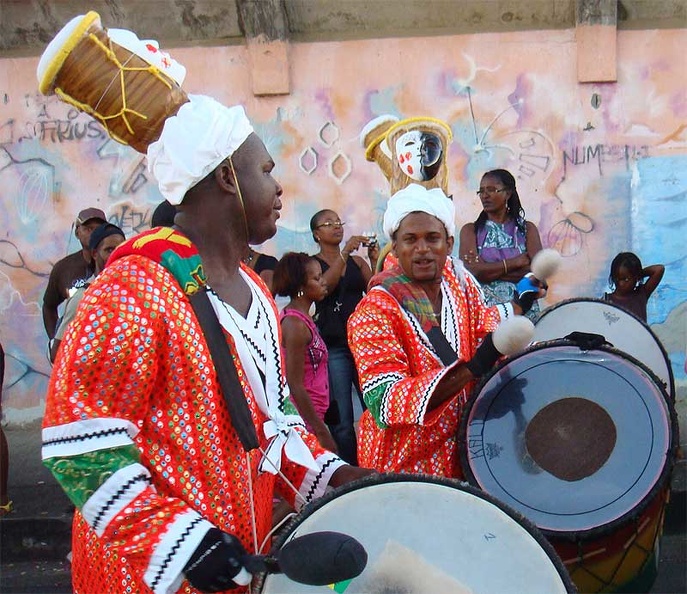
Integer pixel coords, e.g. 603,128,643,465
348,184,542,477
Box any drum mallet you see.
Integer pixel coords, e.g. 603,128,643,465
530,248,562,284
242,530,368,585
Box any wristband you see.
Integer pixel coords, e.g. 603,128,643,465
466,333,500,377
514,274,539,314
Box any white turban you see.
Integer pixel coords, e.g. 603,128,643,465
383,183,456,239
147,94,254,205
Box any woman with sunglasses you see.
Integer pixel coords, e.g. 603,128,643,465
459,169,543,320
309,209,379,465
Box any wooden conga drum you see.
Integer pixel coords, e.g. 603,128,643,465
37,11,188,153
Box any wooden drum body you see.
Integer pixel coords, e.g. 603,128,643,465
37,11,188,153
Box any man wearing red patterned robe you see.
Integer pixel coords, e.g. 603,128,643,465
42,95,370,594
348,184,537,479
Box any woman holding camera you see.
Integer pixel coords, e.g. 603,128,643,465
310,209,379,465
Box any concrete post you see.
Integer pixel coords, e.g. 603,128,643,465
237,0,291,96
576,0,618,82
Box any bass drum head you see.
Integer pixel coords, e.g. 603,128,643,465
459,340,676,537
259,474,575,593
533,298,675,400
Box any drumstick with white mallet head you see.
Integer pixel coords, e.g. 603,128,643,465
467,316,535,377
530,248,563,285
467,250,563,378
492,315,536,357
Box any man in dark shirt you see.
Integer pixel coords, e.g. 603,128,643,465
49,222,126,363
42,207,107,338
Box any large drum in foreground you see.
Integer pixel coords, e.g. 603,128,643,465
259,474,575,593
459,339,677,593
533,298,675,400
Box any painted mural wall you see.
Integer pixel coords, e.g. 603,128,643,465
0,28,685,435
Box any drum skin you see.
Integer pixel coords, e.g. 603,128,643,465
257,473,576,593
459,339,678,594
533,298,675,401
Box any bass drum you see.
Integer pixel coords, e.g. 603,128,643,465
533,298,675,400
257,474,575,593
459,339,677,594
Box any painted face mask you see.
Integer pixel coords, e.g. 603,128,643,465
395,130,444,182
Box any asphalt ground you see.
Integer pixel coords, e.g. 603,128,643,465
1,421,684,594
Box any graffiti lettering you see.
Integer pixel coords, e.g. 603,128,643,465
562,144,649,177
109,204,151,235
19,119,106,144
120,160,149,195
97,138,150,197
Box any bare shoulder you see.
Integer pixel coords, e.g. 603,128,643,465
280,312,311,342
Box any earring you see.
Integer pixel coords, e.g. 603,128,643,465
297,290,304,298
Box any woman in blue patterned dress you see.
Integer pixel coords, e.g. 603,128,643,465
459,169,543,320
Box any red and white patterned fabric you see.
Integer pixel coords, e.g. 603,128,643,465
42,233,344,594
348,258,507,478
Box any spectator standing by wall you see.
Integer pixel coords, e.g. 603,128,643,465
603,251,664,322
49,223,126,363
42,207,107,339
311,209,379,465
273,252,336,452
459,169,543,320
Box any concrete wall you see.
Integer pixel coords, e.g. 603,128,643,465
0,28,685,447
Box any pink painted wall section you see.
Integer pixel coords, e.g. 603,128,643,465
0,28,685,427
576,24,617,82
247,37,290,95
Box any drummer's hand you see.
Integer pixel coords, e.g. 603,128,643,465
329,465,377,488
513,273,547,314
314,425,339,454
184,528,251,592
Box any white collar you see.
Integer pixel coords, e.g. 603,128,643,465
207,271,318,474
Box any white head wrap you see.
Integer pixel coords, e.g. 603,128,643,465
383,183,456,239
147,94,254,205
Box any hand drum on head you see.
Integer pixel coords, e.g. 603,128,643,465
37,11,189,153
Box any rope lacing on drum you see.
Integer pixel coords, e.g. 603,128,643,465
55,32,176,142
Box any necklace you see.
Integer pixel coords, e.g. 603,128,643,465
243,249,254,265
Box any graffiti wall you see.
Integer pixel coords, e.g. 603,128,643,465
0,27,685,430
